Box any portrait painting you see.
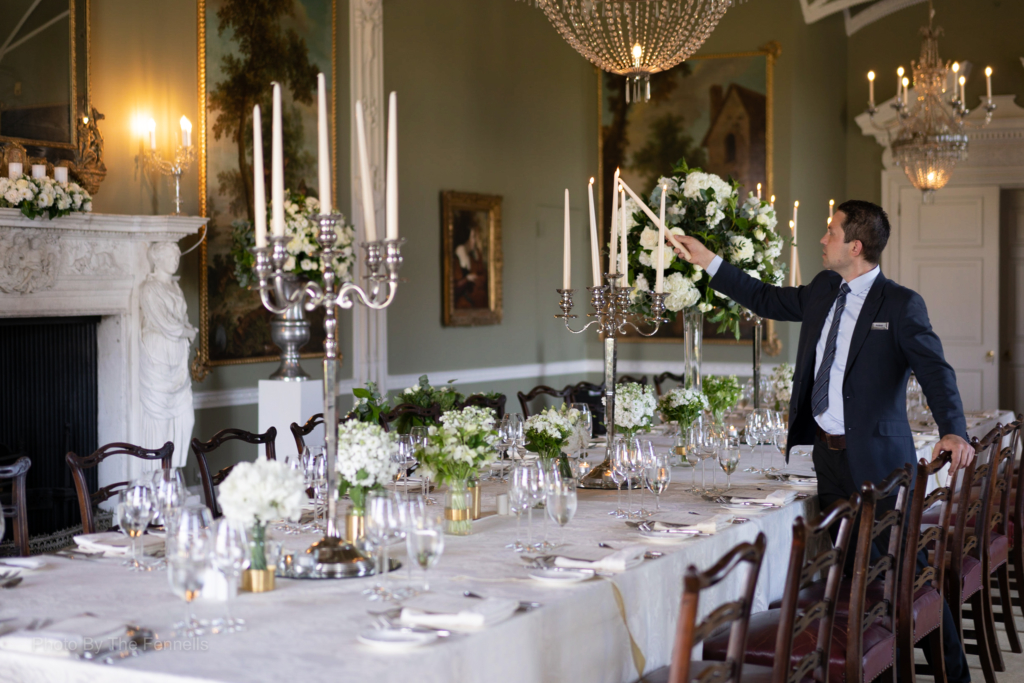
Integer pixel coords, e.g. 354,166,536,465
441,191,503,327
192,0,336,378
599,42,781,353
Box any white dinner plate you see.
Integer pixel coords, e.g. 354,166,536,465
357,627,439,651
528,568,595,585
637,528,701,542
720,503,775,512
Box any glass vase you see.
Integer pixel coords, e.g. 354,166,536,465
684,308,704,391
249,522,267,571
444,480,473,536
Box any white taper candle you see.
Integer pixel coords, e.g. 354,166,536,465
563,189,572,290
385,91,398,240
619,186,627,278
656,183,666,294
271,83,285,237
253,104,267,248
588,178,600,287
609,168,620,274
316,73,331,215
354,100,377,242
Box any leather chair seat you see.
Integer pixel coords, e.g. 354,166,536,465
947,554,983,600
703,609,896,683
990,532,1009,568
636,661,774,683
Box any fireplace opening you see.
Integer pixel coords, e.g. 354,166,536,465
0,316,99,548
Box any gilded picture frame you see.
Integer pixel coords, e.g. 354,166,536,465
192,0,338,380
597,41,782,355
441,191,504,327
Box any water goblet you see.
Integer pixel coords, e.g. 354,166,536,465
409,426,434,504
364,490,402,600
718,437,741,491
391,492,422,597
404,504,445,592
610,438,629,518
393,435,414,491
699,424,718,493
507,465,532,552
167,505,213,637
646,453,672,511
743,412,760,471
636,437,657,516
545,477,577,545
211,518,250,633
752,409,772,474
685,426,702,492
117,484,155,570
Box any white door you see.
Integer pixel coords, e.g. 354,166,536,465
1000,189,1024,413
897,185,1000,412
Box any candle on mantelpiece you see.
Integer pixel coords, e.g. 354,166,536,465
904,76,911,101
958,75,966,105
985,67,993,101
756,182,762,200
655,183,667,294
793,201,799,240
619,186,628,278
385,91,398,240
770,195,775,210
563,189,571,290
829,199,834,219
316,73,332,215
587,178,600,287
952,62,960,97
8,163,21,179
271,82,285,238
252,104,267,248
354,100,378,242
31,165,45,179
897,67,905,101
790,219,796,243
867,71,875,108
180,116,192,148
609,168,620,274
54,167,68,183
147,118,156,150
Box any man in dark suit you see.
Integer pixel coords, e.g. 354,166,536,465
674,199,975,682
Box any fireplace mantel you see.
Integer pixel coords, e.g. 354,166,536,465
0,209,207,488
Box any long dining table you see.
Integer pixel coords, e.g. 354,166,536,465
0,410,1012,683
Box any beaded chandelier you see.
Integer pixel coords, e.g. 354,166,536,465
518,0,734,102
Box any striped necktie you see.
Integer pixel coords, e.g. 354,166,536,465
811,282,852,418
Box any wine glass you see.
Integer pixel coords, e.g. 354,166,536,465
392,492,423,597
545,477,577,545
773,414,788,472
718,437,740,491
393,435,414,491
167,505,213,637
117,484,155,571
646,453,671,511
765,411,785,473
151,469,187,528
685,426,702,492
570,403,593,447
699,423,718,493
529,463,552,550
211,518,250,633
610,438,629,518
744,411,760,471
409,426,434,504
364,490,402,600
752,409,773,474
507,463,532,552
636,437,657,516
404,503,445,592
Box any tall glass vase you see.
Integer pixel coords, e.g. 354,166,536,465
444,480,473,536
684,308,704,391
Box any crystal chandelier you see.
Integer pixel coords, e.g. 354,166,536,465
868,1,995,201
517,0,734,103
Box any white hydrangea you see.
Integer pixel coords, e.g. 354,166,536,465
419,407,499,481
630,273,650,303
336,420,398,490
663,272,700,312
0,175,91,219
218,458,306,526
611,382,657,434
728,235,755,263
525,407,575,442
662,387,709,413
770,363,795,404
745,269,762,280
682,171,734,203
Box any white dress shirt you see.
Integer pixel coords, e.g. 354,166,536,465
706,256,880,435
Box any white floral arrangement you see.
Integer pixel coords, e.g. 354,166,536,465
610,382,657,438
0,175,92,220
770,362,795,410
232,189,356,289
336,420,398,513
524,405,580,460
418,406,499,484
218,458,306,527
658,387,710,430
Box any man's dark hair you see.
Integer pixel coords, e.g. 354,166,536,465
836,200,890,264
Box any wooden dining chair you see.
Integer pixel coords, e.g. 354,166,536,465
66,441,174,534
638,533,767,683
191,427,277,519
617,374,648,386
897,451,959,683
704,496,859,683
568,381,606,436
654,371,686,397
460,393,507,419
1006,415,1024,622
290,412,362,455
516,384,572,418
0,456,32,556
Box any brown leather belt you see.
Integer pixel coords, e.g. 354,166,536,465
816,425,847,451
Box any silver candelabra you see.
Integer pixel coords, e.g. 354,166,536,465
142,145,196,215
556,272,668,489
254,215,404,576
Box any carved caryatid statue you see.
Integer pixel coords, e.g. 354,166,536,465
139,242,196,471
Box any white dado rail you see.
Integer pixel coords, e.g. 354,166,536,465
0,209,206,488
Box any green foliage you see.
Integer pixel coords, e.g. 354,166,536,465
351,382,390,425
703,375,742,423
392,375,466,434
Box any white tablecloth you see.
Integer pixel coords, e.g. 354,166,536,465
0,412,1010,683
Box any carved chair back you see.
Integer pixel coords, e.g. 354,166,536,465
654,371,686,397
516,385,572,419
0,456,32,556
191,427,277,518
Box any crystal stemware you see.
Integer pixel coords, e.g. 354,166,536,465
545,477,577,545
211,518,250,633
718,437,740,491
364,490,402,600
610,438,629,518
404,503,445,592
699,423,719,493
685,426,702,492
393,435,414,491
117,484,155,571
507,463,532,552
636,437,657,516
646,453,671,511
409,426,434,504
167,505,213,637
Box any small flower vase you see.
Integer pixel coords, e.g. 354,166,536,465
444,480,473,536
345,511,365,545
241,522,275,593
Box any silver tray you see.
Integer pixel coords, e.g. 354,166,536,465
277,557,401,580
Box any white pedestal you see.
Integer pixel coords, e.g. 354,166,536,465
258,380,324,459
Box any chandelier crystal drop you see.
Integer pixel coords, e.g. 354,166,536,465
874,1,995,201
517,0,734,103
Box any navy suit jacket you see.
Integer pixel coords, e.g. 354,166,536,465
710,261,967,488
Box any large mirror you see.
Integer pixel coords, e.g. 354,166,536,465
0,0,94,170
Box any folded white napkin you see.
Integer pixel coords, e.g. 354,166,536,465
732,490,798,506
651,513,733,535
0,616,126,658
400,594,518,631
0,557,45,570
73,532,164,557
553,544,646,572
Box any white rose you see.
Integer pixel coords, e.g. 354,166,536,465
639,227,660,250
754,228,766,241
727,236,755,263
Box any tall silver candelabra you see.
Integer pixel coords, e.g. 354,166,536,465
556,273,668,489
142,145,196,215
254,215,404,575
